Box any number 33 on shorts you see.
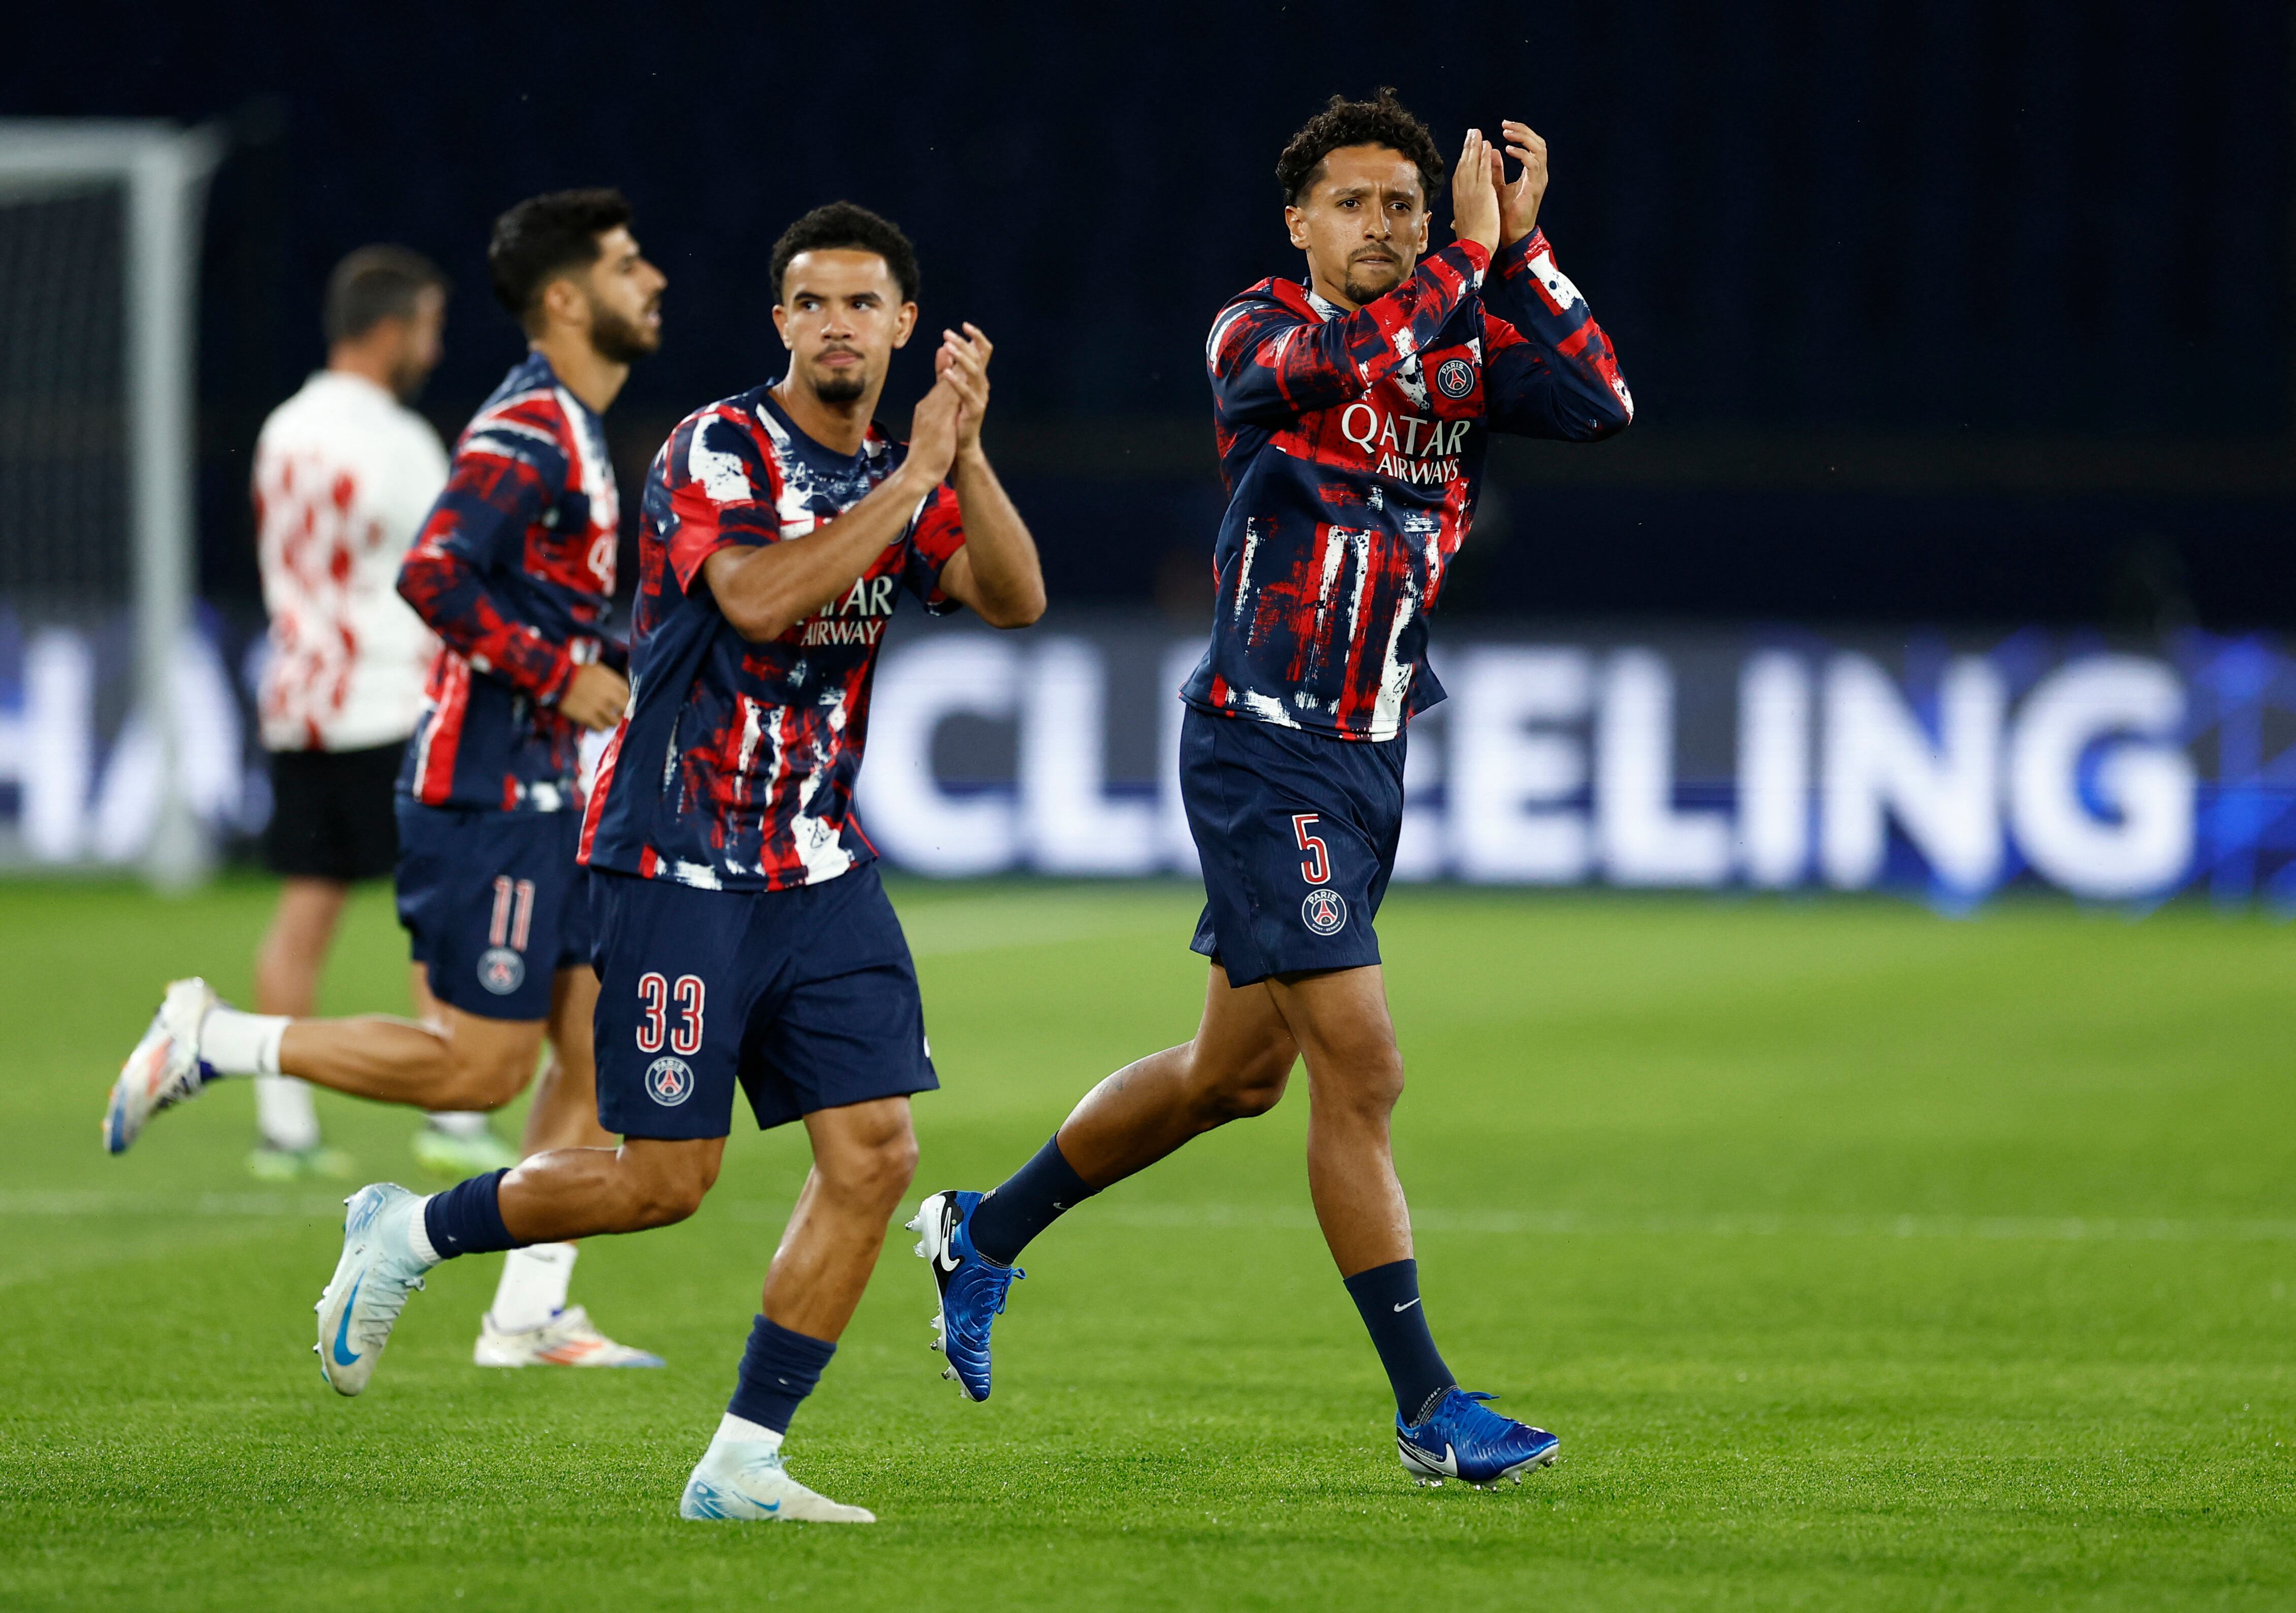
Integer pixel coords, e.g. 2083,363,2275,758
635,971,705,1056
1292,814,1348,935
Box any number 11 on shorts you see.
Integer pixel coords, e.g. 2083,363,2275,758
1292,814,1330,886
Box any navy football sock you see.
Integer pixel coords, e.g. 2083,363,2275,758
968,1134,1098,1265
421,1169,517,1260
1343,1259,1455,1423
726,1315,837,1436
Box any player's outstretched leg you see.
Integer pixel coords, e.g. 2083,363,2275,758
908,967,1297,1399
471,965,660,1369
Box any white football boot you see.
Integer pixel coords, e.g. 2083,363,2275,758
679,1441,875,1524
104,978,218,1154
474,1305,664,1368
314,1183,435,1396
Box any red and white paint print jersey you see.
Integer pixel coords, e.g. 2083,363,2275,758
577,387,966,892
1180,230,1633,741
396,353,621,813
252,372,447,752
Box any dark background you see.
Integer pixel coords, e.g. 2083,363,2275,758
9,0,2291,630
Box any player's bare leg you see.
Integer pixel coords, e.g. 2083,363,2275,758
108,974,544,1156
277,1005,547,1111
1260,966,1413,1278
761,1099,921,1339
519,967,615,1152
1047,965,1298,1186
248,877,352,1175
405,964,520,1177
254,878,350,1018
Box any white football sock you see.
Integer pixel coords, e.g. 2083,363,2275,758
490,1242,577,1331
712,1413,782,1452
426,1111,490,1138
253,1075,321,1152
201,1008,289,1077
406,1197,442,1266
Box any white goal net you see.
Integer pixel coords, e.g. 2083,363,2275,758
0,121,223,885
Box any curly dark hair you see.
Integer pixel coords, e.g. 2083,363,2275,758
488,188,632,329
1275,88,1446,206
769,201,920,305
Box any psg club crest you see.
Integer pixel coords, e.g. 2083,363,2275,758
477,947,526,996
1435,357,1475,399
1301,887,1349,936
646,1056,696,1106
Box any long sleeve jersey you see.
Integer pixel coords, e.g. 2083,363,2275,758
395,353,622,813
577,387,967,892
1178,228,1633,741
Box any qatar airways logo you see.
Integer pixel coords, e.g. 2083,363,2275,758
800,573,898,648
1338,404,1470,487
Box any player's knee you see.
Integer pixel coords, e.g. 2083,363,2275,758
821,1121,919,1207
1206,1070,1288,1122
1346,1053,1407,1118
441,1041,536,1111
627,1163,712,1227
1190,1037,1294,1123
852,1129,920,1203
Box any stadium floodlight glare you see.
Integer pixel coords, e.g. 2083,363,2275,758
0,120,222,889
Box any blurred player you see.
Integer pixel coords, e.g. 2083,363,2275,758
908,93,1634,1488
303,203,1042,1523
246,244,516,1184
109,189,666,1370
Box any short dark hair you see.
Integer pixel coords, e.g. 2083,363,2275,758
769,202,920,306
1276,89,1446,207
323,245,446,346
487,188,633,330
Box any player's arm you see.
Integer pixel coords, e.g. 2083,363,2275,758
926,323,1044,629
395,422,626,728
1475,119,1634,442
700,373,968,644
1212,128,1501,426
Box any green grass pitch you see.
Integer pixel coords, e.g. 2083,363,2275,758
2,875,2291,1609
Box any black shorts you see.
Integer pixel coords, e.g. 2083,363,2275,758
263,743,407,883
589,862,938,1140
1181,704,1403,988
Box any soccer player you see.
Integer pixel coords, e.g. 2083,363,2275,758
908,94,1634,1488
246,244,516,1183
299,202,1042,1523
108,189,666,1370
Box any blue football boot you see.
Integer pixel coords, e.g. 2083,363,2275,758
906,1189,1023,1402
1397,1388,1561,1487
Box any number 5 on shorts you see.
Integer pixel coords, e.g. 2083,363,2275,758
1292,813,1330,886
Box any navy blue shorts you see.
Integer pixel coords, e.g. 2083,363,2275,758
1180,704,1404,988
394,801,593,1022
589,861,938,1140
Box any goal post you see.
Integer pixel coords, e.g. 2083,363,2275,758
0,120,224,888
